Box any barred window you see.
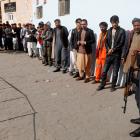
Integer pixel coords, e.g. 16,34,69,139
36,0,39,5
7,13,14,21
44,0,47,4
58,0,70,16
36,6,43,19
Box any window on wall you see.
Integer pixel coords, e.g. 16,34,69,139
65,0,70,14
6,13,14,21
36,0,39,5
36,6,43,19
58,0,70,16
44,0,47,4
9,14,13,20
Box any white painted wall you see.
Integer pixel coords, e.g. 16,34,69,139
32,0,140,34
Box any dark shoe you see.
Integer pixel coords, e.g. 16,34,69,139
42,60,45,64
84,78,90,83
62,69,67,74
44,63,48,66
130,118,140,124
38,57,42,60
110,86,116,92
76,77,84,81
92,80,100,84
97,84,104,91
130,127,140,137
73,72,79,78
33,54,36,58
49,63,52,67
30,55,33,58
53,68,60,72
69,72,73,76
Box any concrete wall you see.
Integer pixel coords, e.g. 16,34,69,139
32,0,140,34
1,0,33,24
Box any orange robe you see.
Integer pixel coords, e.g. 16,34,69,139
95,32,107,81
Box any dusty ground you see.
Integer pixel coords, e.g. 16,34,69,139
0,51,139,140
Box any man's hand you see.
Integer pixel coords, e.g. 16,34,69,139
80,41,86,46
108,49,113,55
121,58,125,65
77,41,80,45
133,49,140,55
133,50,138,55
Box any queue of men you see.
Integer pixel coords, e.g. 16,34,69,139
0,15,140,137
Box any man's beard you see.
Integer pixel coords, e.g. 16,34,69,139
135,30,140,34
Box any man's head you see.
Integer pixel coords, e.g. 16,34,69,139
7,24,11,29
29,24,33,29
46,21,51,28
25,24,29,29
132,18,140,33
38,21,44,28
99,22,108,33
75,18,82,29
32,24,35,29
44,23,49,30
2,23,6,29
18,23,21,28
54,19,61,28
23,24,26,28
110,15,119,29
81,19,88,29
0,24,2,29
6,21,9,25
13,23,17,28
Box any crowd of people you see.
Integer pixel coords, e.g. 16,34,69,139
0,15,140,137
0,16,128,88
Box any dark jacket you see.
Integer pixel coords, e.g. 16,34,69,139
5,27,13,38
106,26,126,57
0,28,3,38
70,28,80,50
54,26,69,48
122,30,134,60
26,29,37,43
42,28,53,47
77,28,95,54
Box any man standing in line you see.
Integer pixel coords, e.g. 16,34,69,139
53,19,69,73
92,22,108,84
42,22,53,66
97,15,125,92
122,18,140,137
0,24,3,50
76,19,95,83
5,24,13,50
20,24,28,52
69,18,82,78
26,24,37,57
17,23,23,51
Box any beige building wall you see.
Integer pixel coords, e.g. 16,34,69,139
1,0,33,24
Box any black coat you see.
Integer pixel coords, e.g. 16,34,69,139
77,28,95,54
54,26,69,48
70,28,80,50
122,30,134,60
106,26,126,57
0,28,3,38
